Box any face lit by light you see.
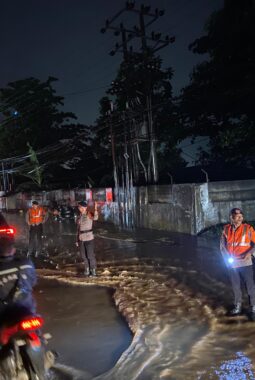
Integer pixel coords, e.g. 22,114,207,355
78,205,87,214
231,212,243,227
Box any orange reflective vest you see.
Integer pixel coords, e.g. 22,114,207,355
222,223,255,258
27,207,45,225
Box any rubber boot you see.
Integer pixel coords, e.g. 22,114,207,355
90,268,97,277
229,303,242,316
84,268,90,277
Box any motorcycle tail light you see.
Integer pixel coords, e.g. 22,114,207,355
20,316,44,331
0,227,15,235
0,325,19,345
28,332,42,348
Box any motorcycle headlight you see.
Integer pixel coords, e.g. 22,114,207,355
228,257,234,264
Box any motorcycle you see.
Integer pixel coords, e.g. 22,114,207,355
0,306,55,380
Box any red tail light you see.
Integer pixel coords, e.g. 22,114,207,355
0,227,15,235
20,317,44,331
0,325,19,345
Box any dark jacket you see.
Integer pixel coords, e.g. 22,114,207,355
0,255,37,316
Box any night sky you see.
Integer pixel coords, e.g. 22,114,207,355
1,0,223,126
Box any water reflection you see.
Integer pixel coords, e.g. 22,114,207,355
212,352,254,380
3,212,255,379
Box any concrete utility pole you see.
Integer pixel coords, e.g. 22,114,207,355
108,102,119,205
101,1,175,185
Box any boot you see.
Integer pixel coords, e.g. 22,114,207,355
250,305,255,321
229,303,242,316
84,268,90,277
90,268,97,277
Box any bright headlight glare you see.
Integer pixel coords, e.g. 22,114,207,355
228,257,234,264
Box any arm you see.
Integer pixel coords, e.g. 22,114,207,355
76,217,80,246
12,260,37,303
93,201,99,221
42,208,49,223
244,226,255,257
220,228,229,265
25,210,30,225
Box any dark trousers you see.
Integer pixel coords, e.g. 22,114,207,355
79,240,96,270
28,224,43,255
229,266,255,306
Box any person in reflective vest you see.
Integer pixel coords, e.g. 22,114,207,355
220,208,255,318
26,201,48,257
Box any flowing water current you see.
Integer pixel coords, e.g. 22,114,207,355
3,213,255,379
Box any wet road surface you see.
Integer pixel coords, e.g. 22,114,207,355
35,279,132,377
3,212,255,379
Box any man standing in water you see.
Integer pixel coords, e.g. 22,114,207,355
76,201,98,277
220,208,255,318
26,200,48,257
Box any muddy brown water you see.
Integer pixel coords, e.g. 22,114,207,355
3,212,255,379
36,279,132,376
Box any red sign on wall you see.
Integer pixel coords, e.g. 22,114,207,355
106,188,113,202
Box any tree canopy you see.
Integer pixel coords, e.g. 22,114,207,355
0,77,77,157
0,77,98,189
180,0,255,166
95,51,186,186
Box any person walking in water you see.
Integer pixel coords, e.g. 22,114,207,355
26,200,48,257
220,208,255,319
76,201,98,277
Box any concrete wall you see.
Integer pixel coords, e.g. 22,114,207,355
134,185,195,234
1,179,255,234
194,180,255,233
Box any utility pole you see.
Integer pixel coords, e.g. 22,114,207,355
108,102,119,204
101,1,175,184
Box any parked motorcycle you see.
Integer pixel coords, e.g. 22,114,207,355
0,306,54,380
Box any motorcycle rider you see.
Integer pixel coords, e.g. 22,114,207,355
0,237,37,319
0,238,53,380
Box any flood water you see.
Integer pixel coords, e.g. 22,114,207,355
35,279,132,377
3,212,255,379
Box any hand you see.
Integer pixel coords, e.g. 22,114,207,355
75,242,79,248
239,252,251,260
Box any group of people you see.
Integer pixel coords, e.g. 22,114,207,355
26,199,99,277
1,204,255,324
0,199,98,325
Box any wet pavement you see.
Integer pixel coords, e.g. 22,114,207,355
3,212,255,379
35,279,132,377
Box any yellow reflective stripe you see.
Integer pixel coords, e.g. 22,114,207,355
0,268,18,276
241,225,247,244
227,242,250,247
224,225,230,238
20,265,33,270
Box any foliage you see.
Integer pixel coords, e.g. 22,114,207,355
0,77,101,188
0,77,76,157
95,52,186,185
180,0,255,166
